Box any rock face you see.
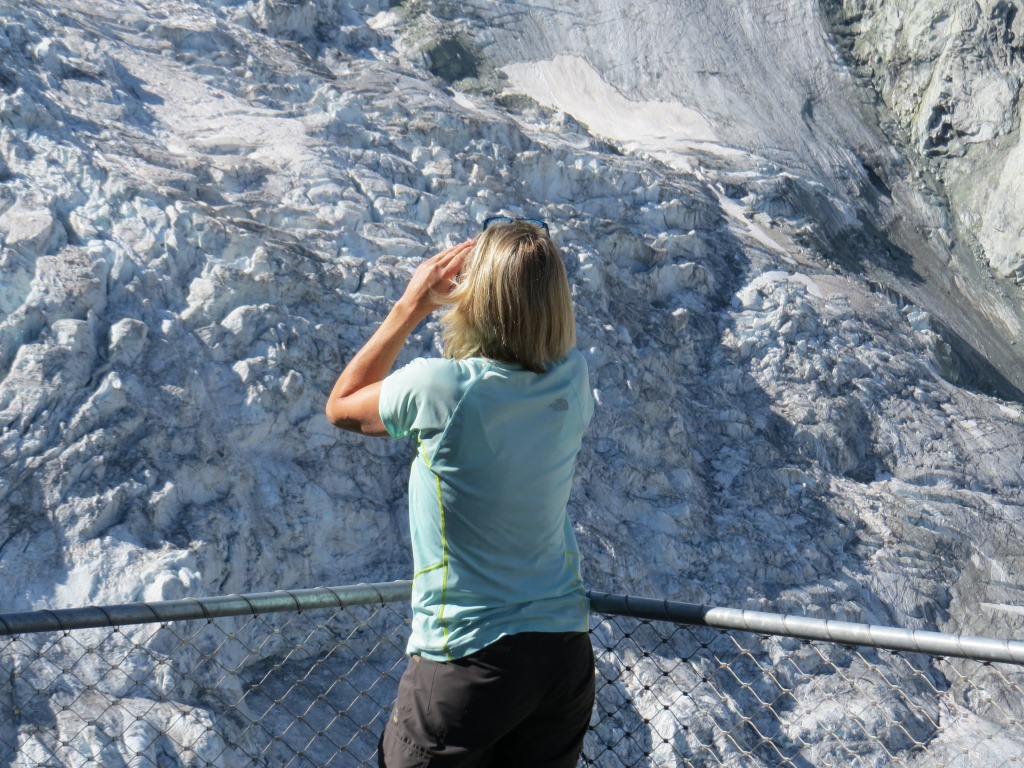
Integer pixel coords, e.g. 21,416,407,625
1,0,1024,763
821,1,1024,405
828,0,1024,280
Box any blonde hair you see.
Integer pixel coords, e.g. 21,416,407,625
439,221,576,372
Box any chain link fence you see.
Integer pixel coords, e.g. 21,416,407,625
1,583,1023,766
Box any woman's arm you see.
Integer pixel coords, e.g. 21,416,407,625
325,239,472,436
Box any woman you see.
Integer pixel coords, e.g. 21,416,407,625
326,217,595,767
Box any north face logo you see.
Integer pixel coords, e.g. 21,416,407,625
549,398,569,412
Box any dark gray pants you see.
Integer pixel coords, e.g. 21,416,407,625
379,631,595,767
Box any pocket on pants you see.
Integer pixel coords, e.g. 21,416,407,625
384,656,445,762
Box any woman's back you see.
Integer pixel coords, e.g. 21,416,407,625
380,350,594,661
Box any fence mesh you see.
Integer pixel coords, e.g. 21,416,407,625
0,600,409,767
585,613,1024,767
1,592,1023,767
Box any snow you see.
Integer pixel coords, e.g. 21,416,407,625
502,54,727,164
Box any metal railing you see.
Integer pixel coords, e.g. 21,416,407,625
1,582,1023,766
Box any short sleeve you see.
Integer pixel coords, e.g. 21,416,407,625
379,358,465,439
570,350,596,428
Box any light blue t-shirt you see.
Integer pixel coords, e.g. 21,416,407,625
379,349,595,661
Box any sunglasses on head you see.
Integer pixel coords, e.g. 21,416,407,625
483,216,549,234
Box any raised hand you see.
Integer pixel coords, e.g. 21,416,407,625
326,237,475,434
398,239,474,322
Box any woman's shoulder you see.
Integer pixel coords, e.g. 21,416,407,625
546,348,589,377
389,356,490,396
400,356,491,377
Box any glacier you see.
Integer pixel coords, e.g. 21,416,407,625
1,0,1024,762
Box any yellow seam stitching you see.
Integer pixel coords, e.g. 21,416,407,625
413,562,444,579
418,438,453,661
